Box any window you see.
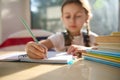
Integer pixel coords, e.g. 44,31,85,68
30,0,119,35
89,0,119,35
31,0,64,32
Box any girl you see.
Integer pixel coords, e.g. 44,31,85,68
25,0,98,59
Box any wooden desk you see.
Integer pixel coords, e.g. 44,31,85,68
0,51,120,80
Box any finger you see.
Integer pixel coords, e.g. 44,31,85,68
74,51,82,58
28,46,46,58
32,43,45,53
25,41,34,50
26,41,45,53
27,50,44,59
39,44,48,54
26,42,47,58
67,46,76,54
37,44,48,58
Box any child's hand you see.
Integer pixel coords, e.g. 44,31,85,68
25,41,48,59
67,45,86,58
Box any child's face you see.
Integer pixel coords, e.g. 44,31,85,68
62,3,88,34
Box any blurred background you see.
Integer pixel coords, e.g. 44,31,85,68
0,0,119,44
30,0,119,35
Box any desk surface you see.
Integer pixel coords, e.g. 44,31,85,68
0,51,120,80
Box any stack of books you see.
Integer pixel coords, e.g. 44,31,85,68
83,32,120,68
96,32,120,52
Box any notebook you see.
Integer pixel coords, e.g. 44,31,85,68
0,51,73,64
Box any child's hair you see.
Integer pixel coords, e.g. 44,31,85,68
61,0,92,47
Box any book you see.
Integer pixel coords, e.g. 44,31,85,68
96,36,120,43
96,42,120,52
83,56,120,68
111,32,120,36
86,49,120,57
97,43,120,48
84,53,120,63
0,51,73,64
98,47,120,53
96,32,120,52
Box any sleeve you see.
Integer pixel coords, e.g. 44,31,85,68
48,32,65,51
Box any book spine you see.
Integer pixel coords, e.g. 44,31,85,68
86,49,120,57
84,53,120,63
84,56,120,68
98,43,120,48
97,48,120,53
111,32,120,36
96,36,120,43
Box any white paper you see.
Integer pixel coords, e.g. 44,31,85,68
0,51,73,64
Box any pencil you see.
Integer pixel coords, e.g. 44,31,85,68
18,16,39,43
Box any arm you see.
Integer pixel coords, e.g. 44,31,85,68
25,39,54,59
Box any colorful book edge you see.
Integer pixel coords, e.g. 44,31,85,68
83,56,120,68
84,53,120,63
86,49,120,57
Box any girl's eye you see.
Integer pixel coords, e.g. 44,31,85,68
76,15,81,18
65,16,71,19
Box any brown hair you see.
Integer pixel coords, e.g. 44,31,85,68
61,0,92,47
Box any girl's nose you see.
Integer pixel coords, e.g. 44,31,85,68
70,17,75,24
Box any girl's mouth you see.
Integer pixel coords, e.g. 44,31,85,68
70,25,77,28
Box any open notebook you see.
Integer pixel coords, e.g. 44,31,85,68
0,51,73,64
